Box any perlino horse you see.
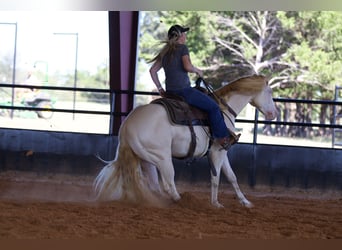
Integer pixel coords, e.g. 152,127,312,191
94,75,277,208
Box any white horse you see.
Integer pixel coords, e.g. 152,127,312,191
94,75,277,208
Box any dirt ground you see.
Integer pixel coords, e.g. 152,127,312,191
0,170,341,239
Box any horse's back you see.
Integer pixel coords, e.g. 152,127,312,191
118,104,172,161
122,103,171,133
120,103,209,161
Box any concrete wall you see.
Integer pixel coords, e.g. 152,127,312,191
228,144,342,189
0,128,117,157
172,144,342,190
0,128,117,176
0,128,341,190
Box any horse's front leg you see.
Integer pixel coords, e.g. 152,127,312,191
208,149,225,208
210,172,223,208
221,156,254,208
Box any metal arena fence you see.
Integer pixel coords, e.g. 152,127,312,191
1,82,342,149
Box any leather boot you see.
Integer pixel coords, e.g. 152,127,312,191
228,129,241,145
217,131,241,151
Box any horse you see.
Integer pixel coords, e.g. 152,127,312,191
94,75,278,208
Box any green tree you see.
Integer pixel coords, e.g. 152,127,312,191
278,11,342,96
139,11,216,67
52,62,109,103
278,11,342,136
137,11,342,138
137,11,216,104
208,11,293,87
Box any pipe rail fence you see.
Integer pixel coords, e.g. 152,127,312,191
1,82,342,148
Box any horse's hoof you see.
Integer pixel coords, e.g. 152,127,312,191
241,200,254,208
212,201,224,208
172,194,181,201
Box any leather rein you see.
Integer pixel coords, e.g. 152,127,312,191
197,78,237,126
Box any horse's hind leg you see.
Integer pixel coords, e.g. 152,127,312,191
222,157,253,208
156,159,181,201
141,161,162,193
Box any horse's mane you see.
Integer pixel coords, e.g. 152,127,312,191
215,74,266,97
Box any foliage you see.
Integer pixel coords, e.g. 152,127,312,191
139,11,342,99
139,11,216,67
284,11,342,94
138,11,342,139
64,62,109,103
137,11,218,97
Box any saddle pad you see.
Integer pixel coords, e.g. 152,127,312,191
151,98,209,126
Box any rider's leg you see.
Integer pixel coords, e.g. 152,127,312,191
172,87,237,150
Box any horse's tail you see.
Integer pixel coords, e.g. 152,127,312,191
93,139,157,204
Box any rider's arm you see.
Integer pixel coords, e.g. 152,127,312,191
149,59,165,96
182,55,203,77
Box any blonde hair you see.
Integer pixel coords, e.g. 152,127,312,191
148,32,181,64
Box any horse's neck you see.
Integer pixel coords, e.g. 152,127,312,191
217,94,250,131
224,94,251,119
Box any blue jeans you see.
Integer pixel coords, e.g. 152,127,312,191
168,87,230,139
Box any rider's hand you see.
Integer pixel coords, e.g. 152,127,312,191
196,68,203,78
159,88,166,97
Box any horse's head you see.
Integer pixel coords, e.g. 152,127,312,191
249,76,278,120
216,74,278,120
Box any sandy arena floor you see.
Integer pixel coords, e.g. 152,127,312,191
0,170,341,239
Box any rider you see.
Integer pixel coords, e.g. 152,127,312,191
149,24,239,151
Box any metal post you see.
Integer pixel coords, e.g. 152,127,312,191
108,11,139,135
0,22,18,119
73,33,79,120
253,108,259,144
53,32,78,120
109,91,116,135
249,108,259,187
11,23,17,119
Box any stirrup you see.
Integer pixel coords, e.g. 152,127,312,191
219,138,232,151
228,128,241,145
218,133,241,151
230,132,241,145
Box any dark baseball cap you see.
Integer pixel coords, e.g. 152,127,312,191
168,25,190,39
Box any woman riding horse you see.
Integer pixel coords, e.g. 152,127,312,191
148,24,239,151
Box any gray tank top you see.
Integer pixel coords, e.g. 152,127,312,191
162,44,191,91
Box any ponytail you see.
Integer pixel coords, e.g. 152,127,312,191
148,34,180,64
